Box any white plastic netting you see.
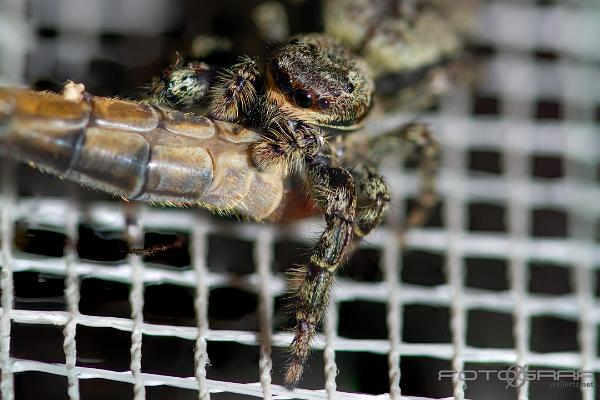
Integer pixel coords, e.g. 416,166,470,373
1,0,599,399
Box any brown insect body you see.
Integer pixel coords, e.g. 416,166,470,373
0,88,284,221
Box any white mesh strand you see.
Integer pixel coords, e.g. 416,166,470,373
1,0,600,399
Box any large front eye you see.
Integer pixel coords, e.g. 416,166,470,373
293,89,313,108
317,97,331,109
345,79,355,93
272,59,293,94
276,70,293,94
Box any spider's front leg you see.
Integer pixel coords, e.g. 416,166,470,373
284,154,357,390
351,162,391,240
368,122,440,231
253,125,390,388
148,55,261,117
210,56,261,122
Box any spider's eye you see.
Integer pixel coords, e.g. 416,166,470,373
317,97,331,109
276,72,293,94
293,89,313,108
272,59,293,94
345,79,355,93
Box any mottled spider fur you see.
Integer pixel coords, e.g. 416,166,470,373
149,33,439,390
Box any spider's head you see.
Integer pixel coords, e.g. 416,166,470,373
266,34,373,130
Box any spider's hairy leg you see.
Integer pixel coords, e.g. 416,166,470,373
351,162,391,239
210,56,261,122
284,157,357,390
370,122,440,231
250,121,323,173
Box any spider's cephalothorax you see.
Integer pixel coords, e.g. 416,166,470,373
265,34,373,129
205,34,375,179
210,34,372,129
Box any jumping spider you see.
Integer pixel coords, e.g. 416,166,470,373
150,33,439,389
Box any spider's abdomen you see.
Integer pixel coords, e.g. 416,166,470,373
0,87,284,220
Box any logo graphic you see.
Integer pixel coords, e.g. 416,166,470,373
438,365,594,390
503,364,528,389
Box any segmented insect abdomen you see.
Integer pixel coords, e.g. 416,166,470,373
0,88,284,220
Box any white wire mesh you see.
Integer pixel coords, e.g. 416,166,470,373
1,0,600,399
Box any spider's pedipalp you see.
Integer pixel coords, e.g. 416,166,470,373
250,121,323,173
363,122,440,232
351,162,391,239
210,56,261,122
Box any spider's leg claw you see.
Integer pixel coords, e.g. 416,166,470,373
283,356,304,390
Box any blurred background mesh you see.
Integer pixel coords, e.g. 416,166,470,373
0,0,600,399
